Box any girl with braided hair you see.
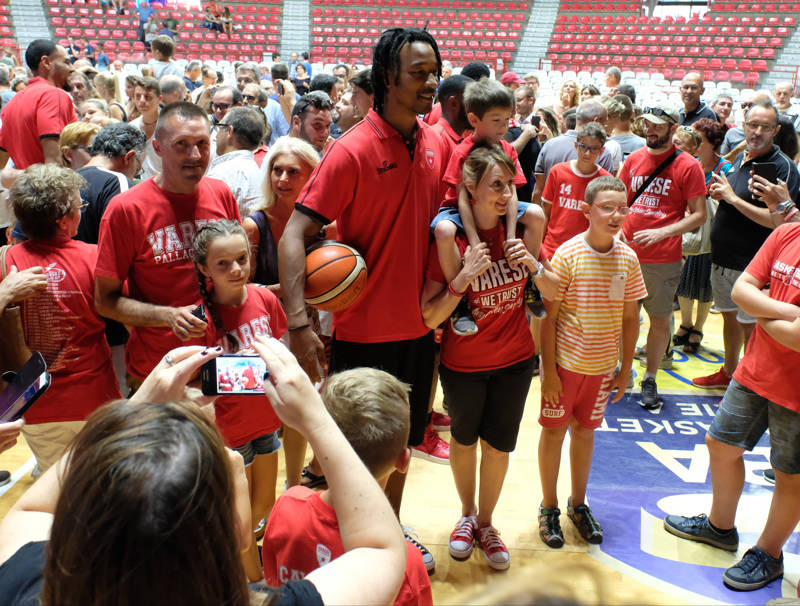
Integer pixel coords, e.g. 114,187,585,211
193,219,287,582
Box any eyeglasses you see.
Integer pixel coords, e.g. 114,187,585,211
212,102,231,111
744,121,777,132
595,204,630,216
242,94,256,102
740,102,754,109
71,145,92,153
214,123,232,131
576,141,603,153
641,107,676,122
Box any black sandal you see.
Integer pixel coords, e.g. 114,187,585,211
683,329,703,354
672,325,692,347
300,466,327,489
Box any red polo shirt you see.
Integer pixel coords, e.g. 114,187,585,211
296,109,445,343
0,77,76,168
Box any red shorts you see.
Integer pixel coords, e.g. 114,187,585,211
539,365,615,430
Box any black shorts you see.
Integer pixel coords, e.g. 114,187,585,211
439,355,535,452
330,332,435,447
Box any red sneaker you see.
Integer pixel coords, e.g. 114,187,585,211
431,411,451,431
477,524,510,570
692,367,732,389
412,424,450,464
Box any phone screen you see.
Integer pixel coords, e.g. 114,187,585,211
0,353,51,422
202,355,267,395
531,115,541,128
753,162,777,184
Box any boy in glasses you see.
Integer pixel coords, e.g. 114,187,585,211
538,175,646,549
540,122,612,259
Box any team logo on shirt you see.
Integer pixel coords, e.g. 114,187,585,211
425,148,435,169
316,544,332,566
43,263,66,284
146,219,209,264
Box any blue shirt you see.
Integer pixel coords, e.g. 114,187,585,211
265,99,289,144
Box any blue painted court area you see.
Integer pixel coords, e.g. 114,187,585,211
589,391,796,604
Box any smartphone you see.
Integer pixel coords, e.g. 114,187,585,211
277,81,284,96
531,115,541,128
0,352,51,422
752,161,777,184
191,304,206,322
201,354,267,396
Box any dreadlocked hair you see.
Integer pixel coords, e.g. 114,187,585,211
370,27,442,115
193,219,249,350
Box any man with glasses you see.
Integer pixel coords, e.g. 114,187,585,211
288,91,333,153
692,98,800,392
533,99,615,206
209,85,242,159
242,83,267,109
619,104,707,409
207,107,264,217
678,72,717,126
722,92,799,166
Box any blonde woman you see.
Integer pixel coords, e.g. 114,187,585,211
243,136,319,288
553,79,579,122
94,71,127,122
59,121,101,169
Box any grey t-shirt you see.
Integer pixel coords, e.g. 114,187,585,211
720,127,745,155
534,130,615,177
611,133,646,162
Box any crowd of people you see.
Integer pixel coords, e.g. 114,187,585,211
0,26,799,602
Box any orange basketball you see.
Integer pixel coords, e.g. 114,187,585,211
304,241,368,312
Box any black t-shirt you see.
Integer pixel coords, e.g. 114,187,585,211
0,541,324,606
0,541,45,605
711,145,800,271
75,165,132,245
679,102,718,126
504,126,540,202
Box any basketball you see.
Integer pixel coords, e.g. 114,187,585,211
304,241,368,312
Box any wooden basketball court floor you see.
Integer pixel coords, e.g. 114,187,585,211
1,311,797,604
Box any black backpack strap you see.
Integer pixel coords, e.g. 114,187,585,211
630,149,681,206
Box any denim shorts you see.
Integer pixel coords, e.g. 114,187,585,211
709,378,800,474
710,264,755,324
430,201,532,231
234,431,281,466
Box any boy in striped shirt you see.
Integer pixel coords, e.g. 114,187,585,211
537,176,647,548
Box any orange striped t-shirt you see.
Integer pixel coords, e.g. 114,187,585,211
551,234,647,375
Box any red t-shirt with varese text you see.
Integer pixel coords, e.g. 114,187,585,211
620,146,707,264
440,135,527,207
262,486,433,606
427,223,535,372
5,240,120,423
734,223,800,414
541,161,611,259
296,109,444,343
95,177,241,380
203,284,287,447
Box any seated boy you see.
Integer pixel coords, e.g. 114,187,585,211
261,368,433,606
538,176,647,548
433,77,546,335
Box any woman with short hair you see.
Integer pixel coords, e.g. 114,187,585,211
0,163,121,472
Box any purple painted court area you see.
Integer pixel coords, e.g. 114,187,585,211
589,392,796,603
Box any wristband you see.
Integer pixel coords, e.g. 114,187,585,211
288,324,310,332
448,280,465,297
